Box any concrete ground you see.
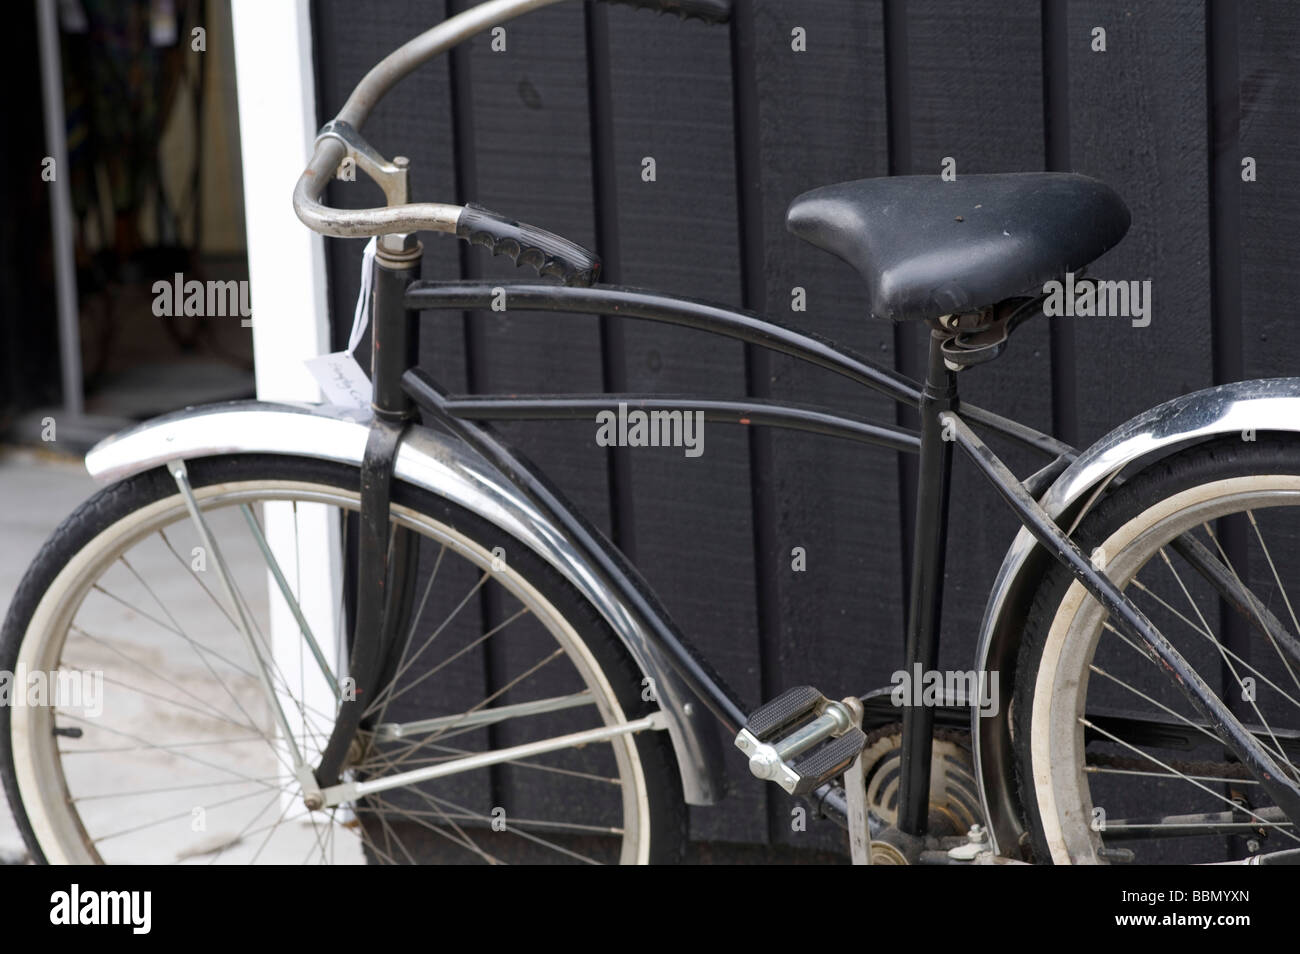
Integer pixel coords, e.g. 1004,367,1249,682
0,446,361,864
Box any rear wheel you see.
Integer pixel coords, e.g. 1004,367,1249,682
1015,437,1300,863
1,454,686,864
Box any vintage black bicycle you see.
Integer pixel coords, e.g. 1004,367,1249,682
6,0,1300,864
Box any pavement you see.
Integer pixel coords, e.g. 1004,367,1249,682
0,445,359,864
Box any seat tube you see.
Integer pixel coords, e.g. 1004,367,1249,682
897,329,958,838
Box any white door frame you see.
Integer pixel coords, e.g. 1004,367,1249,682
231,0,344,798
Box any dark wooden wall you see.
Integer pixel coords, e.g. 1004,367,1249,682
311,0,1300,850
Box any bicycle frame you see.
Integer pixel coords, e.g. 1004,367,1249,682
392,279,1070,834
340,244,1300,847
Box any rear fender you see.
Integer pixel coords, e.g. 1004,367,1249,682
972,377,1300,855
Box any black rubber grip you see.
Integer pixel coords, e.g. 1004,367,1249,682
456,204,602,287
603,0,731,24
745,685,823,741
790,727,867,795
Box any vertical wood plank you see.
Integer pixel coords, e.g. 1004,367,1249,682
903,0,1051,675
1239,2,1300,382
445,0,621,820
313,0,467,390
449,0,610,530
602,7,766,844
744,0,899,851
1066,0,1212,440
312,0,491,827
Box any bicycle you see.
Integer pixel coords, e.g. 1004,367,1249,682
6,0,1300,864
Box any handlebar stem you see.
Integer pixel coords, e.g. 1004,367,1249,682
316,120,410,207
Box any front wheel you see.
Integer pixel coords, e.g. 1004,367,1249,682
1014,436,1300,864
1,454,686,864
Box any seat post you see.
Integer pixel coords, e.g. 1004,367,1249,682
897,328,958,840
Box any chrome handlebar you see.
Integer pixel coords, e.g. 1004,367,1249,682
291,0,568,243
292,124,461,248
291,0,729,283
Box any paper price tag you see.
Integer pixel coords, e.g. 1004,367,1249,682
305,352,373,409
305,237,378,409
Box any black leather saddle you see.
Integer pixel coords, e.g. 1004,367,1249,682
786,173,1130,323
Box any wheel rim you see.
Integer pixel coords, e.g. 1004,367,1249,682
1032,477,1300,864
11,478,652,864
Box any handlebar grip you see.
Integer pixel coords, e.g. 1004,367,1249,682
456,204,602,287
603,0,731,24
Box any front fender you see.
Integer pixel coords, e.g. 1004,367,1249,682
972,376,1300,855
85,399,725,805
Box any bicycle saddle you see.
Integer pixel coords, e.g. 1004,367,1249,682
786,172,1130,322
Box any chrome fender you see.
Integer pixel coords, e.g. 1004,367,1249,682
972,376,1300,854
85,399,724,805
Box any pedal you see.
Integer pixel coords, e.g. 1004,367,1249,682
734,687,867,795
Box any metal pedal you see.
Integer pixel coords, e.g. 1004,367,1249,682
734,687,867,795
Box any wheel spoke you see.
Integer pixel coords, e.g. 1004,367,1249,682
14,482,648,865
93,784,295,847
1154,544,1300,783
1099,622,1298,770
375,648,567,777
57,712,290,795
1242,511,1300,693
1086,765,1262,786
1078,716,1300,845
71,625,263,737
362,590,526,719
362,791,502,864
413,788,603,864
1128,582,1300,712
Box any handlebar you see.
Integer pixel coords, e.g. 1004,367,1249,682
292,0,730,287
